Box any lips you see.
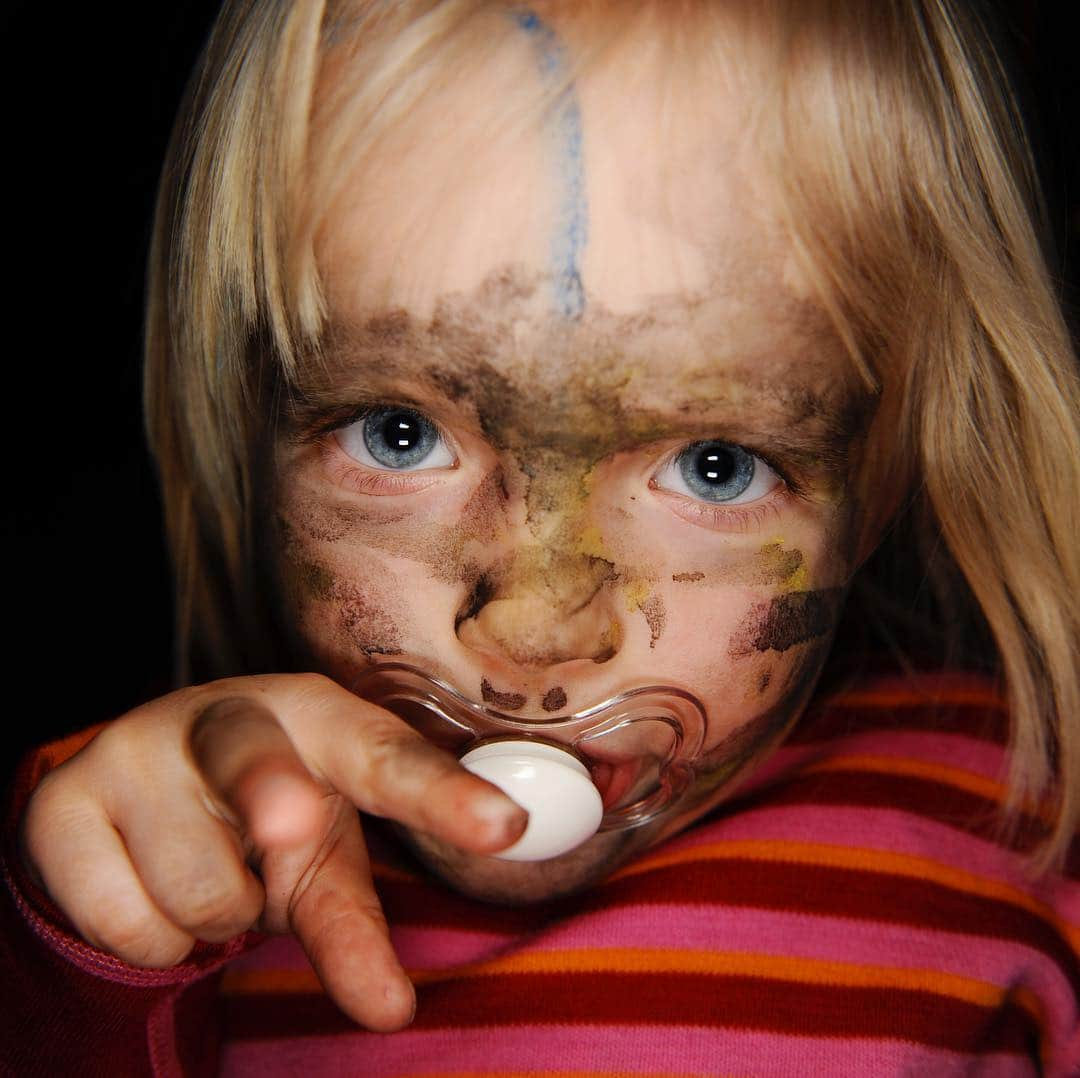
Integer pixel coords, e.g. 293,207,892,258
588,756,640,811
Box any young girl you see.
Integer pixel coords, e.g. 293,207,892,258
4,0,1078,1073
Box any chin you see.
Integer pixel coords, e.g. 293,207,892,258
395,822,648,905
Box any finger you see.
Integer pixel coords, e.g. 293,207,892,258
285,806,415,1032
331,729,530,853
109,782,265,944
21,782,195,967
190,696,326,849
273,679,528,853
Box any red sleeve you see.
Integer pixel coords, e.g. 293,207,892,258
1,726,262,1077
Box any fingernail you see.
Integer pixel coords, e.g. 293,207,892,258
473,793,528,838
384,980,416,1027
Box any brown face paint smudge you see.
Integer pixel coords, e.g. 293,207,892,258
755,542,803,583
481,677,527,711
542,686,567,712
757,669,772,694
296,558,336,601
639,594,666,648
339,590,405,657
668,545,804,592
728,588,843,658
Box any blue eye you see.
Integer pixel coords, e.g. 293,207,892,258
655,441,781,505
678,443,754,501
334,406,455,471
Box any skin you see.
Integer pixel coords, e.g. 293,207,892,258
274,19,867,904
20,12,875,1036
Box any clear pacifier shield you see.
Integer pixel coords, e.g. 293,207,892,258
353,662,707,835
460,741,604,861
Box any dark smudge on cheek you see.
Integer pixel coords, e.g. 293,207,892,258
293,555,405,659
338,587,405,657
672,571,705,583
458,466,509,543
277,519,405,661
728,588,843,658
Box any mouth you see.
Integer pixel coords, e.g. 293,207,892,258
587,756,640,811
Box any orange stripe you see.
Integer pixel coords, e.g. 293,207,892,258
38,722,108,770
220,967,323,995
610,840,1080,950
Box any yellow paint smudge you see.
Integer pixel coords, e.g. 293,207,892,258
624,579,651,613
576,524,608,560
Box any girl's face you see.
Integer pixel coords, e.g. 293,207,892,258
272,23,870,902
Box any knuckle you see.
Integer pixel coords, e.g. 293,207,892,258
175,876,259,938
359,729,436,811
22,779,95,855
176,880,243,930
90,907,191,968
288,671,336,694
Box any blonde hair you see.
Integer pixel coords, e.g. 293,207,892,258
145,0,1080,870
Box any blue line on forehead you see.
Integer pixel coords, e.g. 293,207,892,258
515,9,589,320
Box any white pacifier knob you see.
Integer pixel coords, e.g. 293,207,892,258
460,741,604,862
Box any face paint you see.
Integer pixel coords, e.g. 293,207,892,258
515,10,588,319
728,588,844,658
270,23,873,902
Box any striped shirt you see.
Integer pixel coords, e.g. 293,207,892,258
3,671,1078,1076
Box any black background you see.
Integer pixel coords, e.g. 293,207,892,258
1,1,1076,775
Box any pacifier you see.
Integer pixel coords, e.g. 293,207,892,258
354,662,707,862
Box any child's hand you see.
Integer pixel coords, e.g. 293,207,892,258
18,674,528,1031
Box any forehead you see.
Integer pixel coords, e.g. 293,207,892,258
310,11,856,439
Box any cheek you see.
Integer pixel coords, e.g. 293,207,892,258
272,466,507,681
649,583,840,704
275,521,413,683
640,525,848,766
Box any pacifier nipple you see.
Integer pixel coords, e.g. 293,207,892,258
461,741,603,861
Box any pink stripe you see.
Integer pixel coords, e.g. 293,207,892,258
219,1024,1035,1076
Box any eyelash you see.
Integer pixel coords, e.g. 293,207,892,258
649,480,790,534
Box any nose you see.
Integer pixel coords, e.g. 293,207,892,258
455,553,620,669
